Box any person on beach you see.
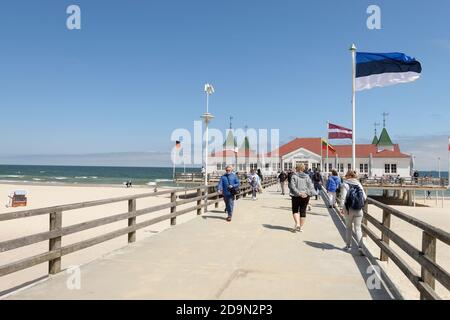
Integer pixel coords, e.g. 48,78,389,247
312,169,323,200
340,170,367,255
217,165,240,222
326,170,341,209
278,170,288,195
248,169,260,200
288,164,317,233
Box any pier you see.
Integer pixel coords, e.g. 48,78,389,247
0,180,449,300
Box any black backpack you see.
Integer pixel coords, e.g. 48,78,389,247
345,184,365,211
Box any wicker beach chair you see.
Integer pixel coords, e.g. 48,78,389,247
8,190,28,208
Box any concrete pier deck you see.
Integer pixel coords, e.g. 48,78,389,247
5,186,394,300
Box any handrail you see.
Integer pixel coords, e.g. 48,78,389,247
0,176,278,286
321,184,449,300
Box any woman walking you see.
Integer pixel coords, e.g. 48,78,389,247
340,170,367,255
326,170,341,208
288,164,317,232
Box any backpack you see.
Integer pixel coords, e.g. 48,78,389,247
345,184,365,211
313,172,321,183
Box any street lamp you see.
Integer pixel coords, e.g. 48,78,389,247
201,83,215,211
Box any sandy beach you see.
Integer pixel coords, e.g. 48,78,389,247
0,183,205,295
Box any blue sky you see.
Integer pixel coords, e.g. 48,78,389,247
0,0,449,169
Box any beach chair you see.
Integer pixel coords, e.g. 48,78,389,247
8,190,28,208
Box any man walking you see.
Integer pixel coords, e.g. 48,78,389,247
278,170,288,195
312,169,323,200
217,165,241,222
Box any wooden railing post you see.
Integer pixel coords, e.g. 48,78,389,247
380,209,391,262
214,186,219,208
196,188,202,215
170,192,177,225
421,231,436,299
49,210,62,275
362,199,368,238
128,199,137,243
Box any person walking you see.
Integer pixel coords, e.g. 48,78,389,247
288,164,317,233
340,170,367,255
278,170,288,195
248,169,260,200
312,169,323,200
326,169,341,209
217,165,240,222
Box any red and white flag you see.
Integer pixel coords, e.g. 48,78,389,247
448,137,450,151
328,123,352,139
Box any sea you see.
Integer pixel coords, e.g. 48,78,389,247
0,165,201,188
0,165,449,196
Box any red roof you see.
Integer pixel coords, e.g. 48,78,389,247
332,144,409,158
267,138,333,157
267,138,409,158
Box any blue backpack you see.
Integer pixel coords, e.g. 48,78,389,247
345,184,365,211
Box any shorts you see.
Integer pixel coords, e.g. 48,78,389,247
291,196,310,217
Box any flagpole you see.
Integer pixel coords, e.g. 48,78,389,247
326,120,329,173
350,44,357,170
320,139,323,171
448,136,450,187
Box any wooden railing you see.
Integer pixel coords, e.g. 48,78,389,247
0,176,278,284
361,177,448,188
362,198,450,300
321,186,450,300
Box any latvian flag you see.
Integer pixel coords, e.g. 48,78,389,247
356,52,422,91
328,123,352,140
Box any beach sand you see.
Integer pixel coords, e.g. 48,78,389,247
0,183,205,295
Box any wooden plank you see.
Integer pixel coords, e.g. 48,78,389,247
0,185,212,221
0,201,178,253
362,224,441,300
0,230,58,253
421,231,437,299
380,209,391,262
128,199,137,243
60,204,205,257
367,198,450,245
197,189,202,215
0,250,60,277
49,211,62,275
365,213,450,291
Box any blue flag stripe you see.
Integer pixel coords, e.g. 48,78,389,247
356,59,422,78
356,52,418,64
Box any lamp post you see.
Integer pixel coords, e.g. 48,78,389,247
201,83,215,211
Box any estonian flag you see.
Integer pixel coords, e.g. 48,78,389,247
356,52,422,91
